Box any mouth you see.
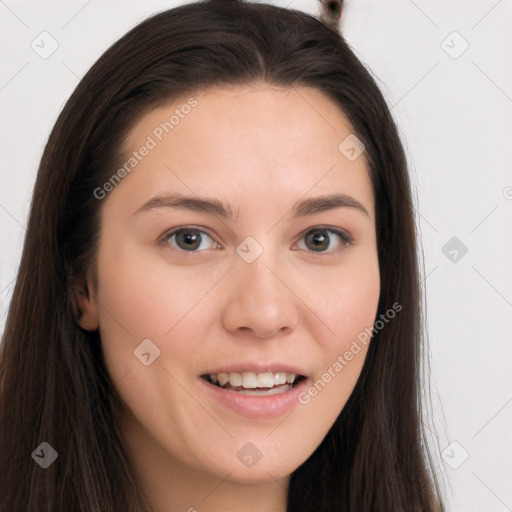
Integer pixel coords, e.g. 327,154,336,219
201,371,307,396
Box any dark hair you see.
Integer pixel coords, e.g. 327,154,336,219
0,0,444,510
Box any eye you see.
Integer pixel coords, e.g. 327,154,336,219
296,227,353,253
159,225,353,255
160,227,220,253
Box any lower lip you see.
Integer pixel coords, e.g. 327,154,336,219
200,377,309,419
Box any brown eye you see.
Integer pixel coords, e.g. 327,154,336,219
300,227,352,253
162,228,219,252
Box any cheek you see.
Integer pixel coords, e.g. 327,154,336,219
301,252,380,410
312,250,381,346
333,268,380,340
96,242,212,331
266,269,380,478
93,246,225,380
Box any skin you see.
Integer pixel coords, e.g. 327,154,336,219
78,83,380,512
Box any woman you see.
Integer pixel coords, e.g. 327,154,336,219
0,0,444,510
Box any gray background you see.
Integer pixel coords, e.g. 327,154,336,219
1,0,511,510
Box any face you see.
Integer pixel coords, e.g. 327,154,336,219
79,84,380,488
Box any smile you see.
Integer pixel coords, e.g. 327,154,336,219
200,370,309,419
203,371,305,394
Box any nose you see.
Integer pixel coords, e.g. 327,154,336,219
221,250,299,339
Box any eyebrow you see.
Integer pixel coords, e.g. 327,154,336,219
134,192,369,219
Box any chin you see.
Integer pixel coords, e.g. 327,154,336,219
196,439,311,485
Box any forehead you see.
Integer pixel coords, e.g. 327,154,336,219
115,83,374,219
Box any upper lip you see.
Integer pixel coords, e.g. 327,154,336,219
202,361,308,377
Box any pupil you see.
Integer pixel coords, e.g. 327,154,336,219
307,230,328,252
178,230,200,250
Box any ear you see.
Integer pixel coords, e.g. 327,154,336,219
73,272,99,331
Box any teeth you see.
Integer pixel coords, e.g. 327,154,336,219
239,386,292,396
274,372,287,385
208,371,299,389
228,372,242,387
242,372,258,388
257,372,274,388
217,372,229,387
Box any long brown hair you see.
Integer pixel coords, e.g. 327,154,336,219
0,0,444,510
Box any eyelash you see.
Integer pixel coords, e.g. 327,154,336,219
159,225,353,256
